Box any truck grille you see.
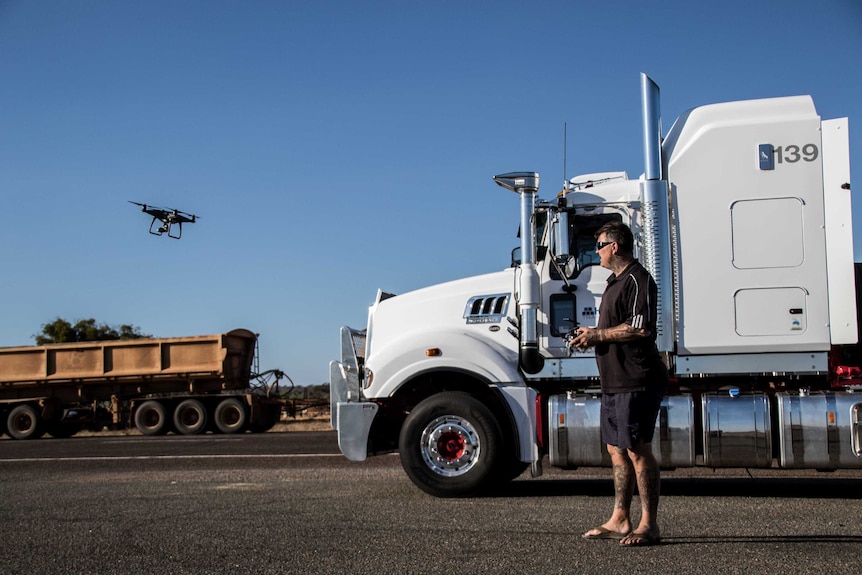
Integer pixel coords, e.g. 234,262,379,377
464,294,510,324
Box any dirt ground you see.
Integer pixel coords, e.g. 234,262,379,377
271,415,332,432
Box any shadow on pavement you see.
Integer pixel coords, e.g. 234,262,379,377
657,533,862,546
495,476,862,499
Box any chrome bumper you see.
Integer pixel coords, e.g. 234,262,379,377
329,326,376,461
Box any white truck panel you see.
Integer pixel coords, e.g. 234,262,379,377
822,117,857,345
365,329,523,399
363,270,523,399
666,96,831,355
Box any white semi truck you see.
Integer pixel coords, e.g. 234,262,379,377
330,74,861,497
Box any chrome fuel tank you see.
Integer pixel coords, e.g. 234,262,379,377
777,391,862,469
701,392,772,467
548,393,608,468
548,393,695,468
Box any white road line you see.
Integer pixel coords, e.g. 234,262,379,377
0,453,344,463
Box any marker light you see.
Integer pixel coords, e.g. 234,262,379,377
835,365,861,378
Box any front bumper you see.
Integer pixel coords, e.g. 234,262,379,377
330,326,377,461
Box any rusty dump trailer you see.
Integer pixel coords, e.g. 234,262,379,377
0,329,284,439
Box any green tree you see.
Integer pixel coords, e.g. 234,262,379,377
35,318,151,345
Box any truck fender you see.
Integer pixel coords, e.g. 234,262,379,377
367,330,538,463
365,329,524,399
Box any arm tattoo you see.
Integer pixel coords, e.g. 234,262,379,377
597,323,649,344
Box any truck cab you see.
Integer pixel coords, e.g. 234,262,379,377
331,74,861,498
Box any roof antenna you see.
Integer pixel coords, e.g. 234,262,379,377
563,122,569,194
559,122,568,197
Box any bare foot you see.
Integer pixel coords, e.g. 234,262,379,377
582,520,631,540
620,529,661,546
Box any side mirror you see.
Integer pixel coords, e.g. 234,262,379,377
511,247,521,267
555,254,578,278
554,206,571,260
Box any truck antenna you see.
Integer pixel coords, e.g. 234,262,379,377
562,122,567,195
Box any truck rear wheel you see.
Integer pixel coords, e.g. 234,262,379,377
134,400,169,435
173,399,207,435
213,398,247,434
7,404,44,440
399,392,503,497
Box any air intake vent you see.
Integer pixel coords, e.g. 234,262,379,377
464,294,510,324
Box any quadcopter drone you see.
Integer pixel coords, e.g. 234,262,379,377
129,201,198,239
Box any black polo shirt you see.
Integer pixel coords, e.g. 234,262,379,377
595,259,669,393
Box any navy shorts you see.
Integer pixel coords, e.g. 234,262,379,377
600,388,664,450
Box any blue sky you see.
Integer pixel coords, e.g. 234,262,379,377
1,1,860,385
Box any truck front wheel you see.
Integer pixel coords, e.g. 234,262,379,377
399,392,504,497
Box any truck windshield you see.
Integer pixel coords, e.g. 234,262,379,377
551,212,623,280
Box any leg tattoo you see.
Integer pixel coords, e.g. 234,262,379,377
636,462,660,520
612,448,635,514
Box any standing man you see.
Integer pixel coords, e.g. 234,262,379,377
570,221,668,547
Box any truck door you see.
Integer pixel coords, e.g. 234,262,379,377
538,210,625,359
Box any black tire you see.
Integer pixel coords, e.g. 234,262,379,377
173,399,208,435
46,423,82,439
7,404,44,440
134,400,169,436
247,404,280,433
399,392,504,498
213,398,247,434
503,460,531,481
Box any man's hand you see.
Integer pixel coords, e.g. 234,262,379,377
568,323,651,349
569,327,596,349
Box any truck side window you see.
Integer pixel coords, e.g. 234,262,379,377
549,293,578,337
550,212,624,280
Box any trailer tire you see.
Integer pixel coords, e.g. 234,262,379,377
214,398,247,434
7,404,44,440
248,404,280,433
46,423,82,439
173,399,208,435
134,401,169,436
399,392,503,498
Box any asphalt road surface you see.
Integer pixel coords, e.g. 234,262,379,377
1,431,861,574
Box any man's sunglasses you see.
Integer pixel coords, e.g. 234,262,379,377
595,240,615,251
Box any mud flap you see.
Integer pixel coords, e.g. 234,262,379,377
336,402,378,461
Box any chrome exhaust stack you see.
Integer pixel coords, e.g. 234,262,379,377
494,172,545,374
640,73,675,353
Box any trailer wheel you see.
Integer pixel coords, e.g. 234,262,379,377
399,392,503,498
134,401,169,436
173,399,208,435
248,404,280,433
7,404,44,440
213,398,247,434
46,423,82,439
